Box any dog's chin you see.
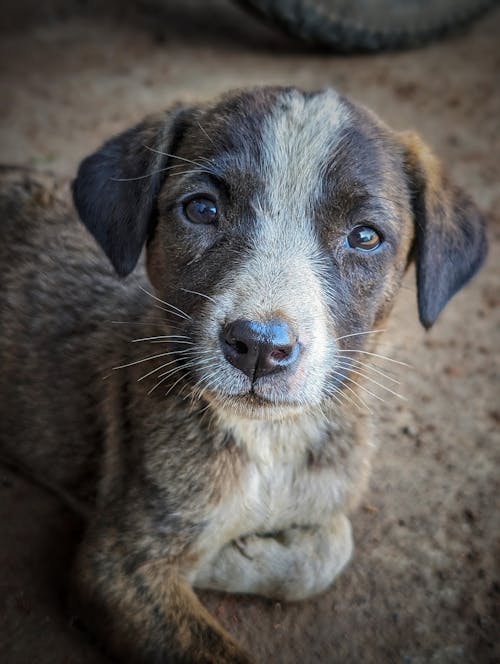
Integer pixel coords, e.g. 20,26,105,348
200,388,308,422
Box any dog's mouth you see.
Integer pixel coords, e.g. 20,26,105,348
239,388,298,408
202,389,307,420
188,360,317,419
185,350,353,420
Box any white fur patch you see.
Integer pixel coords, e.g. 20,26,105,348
259,88,349,228
209,409,344,534
220,90,350,404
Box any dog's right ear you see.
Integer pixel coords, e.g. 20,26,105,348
73,105,192,277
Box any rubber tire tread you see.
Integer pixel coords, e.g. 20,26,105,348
238,0,499,51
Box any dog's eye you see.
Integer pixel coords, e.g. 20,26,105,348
184,197,218,225
347,226,382,251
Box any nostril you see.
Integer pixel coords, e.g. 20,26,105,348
232,339,249,355
269,347,292,361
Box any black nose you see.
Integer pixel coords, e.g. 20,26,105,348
221,319,300,381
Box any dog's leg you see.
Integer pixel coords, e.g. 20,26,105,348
72,523,252,664
194,513,352,601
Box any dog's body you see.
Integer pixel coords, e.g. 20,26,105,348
0,88,486,663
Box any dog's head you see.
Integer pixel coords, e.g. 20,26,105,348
73,87,486,418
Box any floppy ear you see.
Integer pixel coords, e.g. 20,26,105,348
400,132,487,328
72,104,192,277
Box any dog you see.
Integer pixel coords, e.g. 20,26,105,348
0,86,487,663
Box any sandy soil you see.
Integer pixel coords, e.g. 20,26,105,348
0,2,499,663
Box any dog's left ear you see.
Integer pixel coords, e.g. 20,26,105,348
73,104,193,277
400,132,487,329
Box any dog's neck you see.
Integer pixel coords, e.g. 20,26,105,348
212,404,346,467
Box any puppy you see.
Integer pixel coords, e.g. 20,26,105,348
0,87,486,663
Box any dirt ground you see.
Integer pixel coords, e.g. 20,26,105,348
0,2,499,663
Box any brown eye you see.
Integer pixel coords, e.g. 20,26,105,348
184,198,218,225
347,225,382,251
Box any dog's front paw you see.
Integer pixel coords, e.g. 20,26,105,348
194,514,353,601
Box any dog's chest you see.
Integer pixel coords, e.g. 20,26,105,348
212,414,342,539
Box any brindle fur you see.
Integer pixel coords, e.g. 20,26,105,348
0,87,486,663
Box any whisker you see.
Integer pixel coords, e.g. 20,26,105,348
169,169,214,178
148,363,192,395
137,283,192,320
335,329,386,342
189,400,213,418
185,359,219,381
197,121,217,147
193,363,223,388
180,288,216,304
146,340,193,345
336,349,412,367
143,145,216,173
197,369,226,397
166,347,214,357
156,358,215,381
132,339,194,346
320,386,344,408
197,156,218,166
137,284,192,321
130,335,191,343
332,370,386,404
340,356,400,384
164,373,190,399
109,164,179,182
328,375,372,413
113,349,192,370
151,303,188,319
137,357,184,382
149,355,218,397
334,361,406,400
185,383,208,405
110,319,172,326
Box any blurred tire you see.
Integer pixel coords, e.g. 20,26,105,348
238,0,499,50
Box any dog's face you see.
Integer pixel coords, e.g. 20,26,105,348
73,87,486,418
